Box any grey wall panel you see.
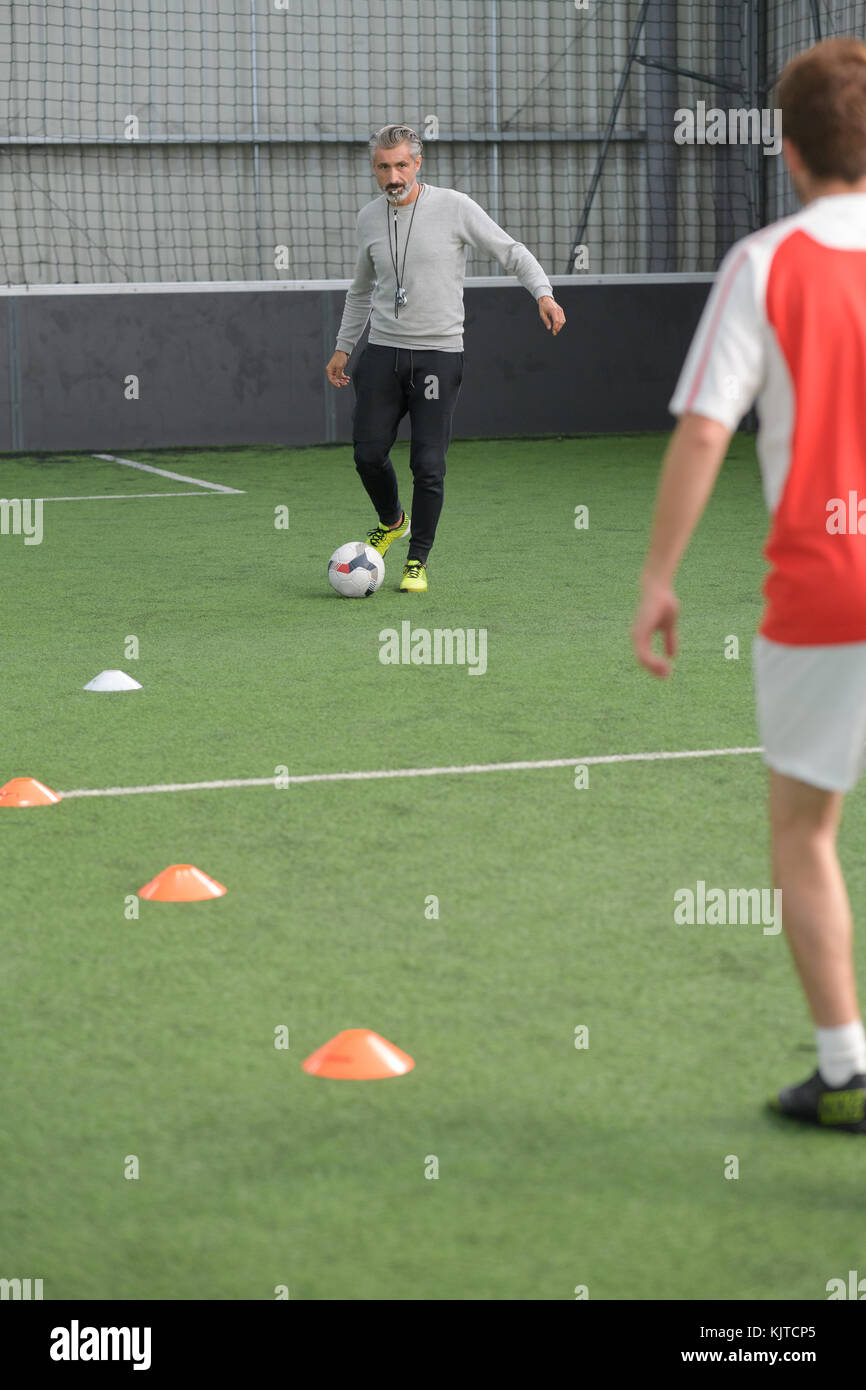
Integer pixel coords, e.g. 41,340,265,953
12,290,326,451
1,280,712,452
5,4,860,286
0,1,681,283
3,3,848,284
0,300,12,451
457,281,706,434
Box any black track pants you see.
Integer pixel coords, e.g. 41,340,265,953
351,343,464,564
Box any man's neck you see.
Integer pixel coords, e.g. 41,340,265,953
800,177,866,205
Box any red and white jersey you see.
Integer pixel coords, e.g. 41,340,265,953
669,193,866,645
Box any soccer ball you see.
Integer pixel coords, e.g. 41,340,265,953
328,541,385,597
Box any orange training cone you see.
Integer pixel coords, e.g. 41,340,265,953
0,777,62,807
302,1029,415,1080
138,864,227,901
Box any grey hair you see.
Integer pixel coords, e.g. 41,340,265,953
369,124,423,161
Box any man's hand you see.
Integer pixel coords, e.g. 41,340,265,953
631,577,680,679
538,295,566,335
326,350,351,387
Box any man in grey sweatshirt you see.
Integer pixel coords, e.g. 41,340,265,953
326,123,565,592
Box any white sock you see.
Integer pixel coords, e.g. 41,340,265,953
816,1020,866,1087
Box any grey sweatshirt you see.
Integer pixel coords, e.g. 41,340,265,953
335,182,553,355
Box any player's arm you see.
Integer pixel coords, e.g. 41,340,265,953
632,238,767,676
459,195,565,335
327,237,376,387
632,413,733,678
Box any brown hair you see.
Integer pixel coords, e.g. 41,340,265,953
775,37,866,182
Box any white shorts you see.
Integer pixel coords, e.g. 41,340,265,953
752,635,866,792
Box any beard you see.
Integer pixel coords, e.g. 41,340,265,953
385,176,417,205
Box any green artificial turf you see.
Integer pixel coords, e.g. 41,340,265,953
2,438,865,1300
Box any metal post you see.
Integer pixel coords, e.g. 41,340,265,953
250,0,262,279
644,1,678,273
565,0,653,273
7,297,23,450
488,0,501,267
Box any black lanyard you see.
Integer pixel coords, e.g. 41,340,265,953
387,183,422,318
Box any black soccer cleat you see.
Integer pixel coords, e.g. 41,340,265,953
768,1069,866,1133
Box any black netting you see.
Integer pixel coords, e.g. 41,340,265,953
0,2,859,285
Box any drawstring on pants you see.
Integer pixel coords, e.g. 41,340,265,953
393,346,416,392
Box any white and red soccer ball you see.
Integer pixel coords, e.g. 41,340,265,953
327,542,385,597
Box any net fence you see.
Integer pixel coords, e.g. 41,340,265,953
0,1,859,286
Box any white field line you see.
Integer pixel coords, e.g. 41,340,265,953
40,491,230,502
56,746,764,800
92,452,245,494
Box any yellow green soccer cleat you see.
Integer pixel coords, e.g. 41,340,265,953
767,1069,866,1133
366,510,411,557
400,560,427,593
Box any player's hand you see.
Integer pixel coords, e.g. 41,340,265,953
538,296,565,335
326,351,351,387
631,577,680,679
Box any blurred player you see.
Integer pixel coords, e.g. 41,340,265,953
633,38,866,1132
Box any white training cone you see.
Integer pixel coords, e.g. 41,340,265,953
83,669,142,692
